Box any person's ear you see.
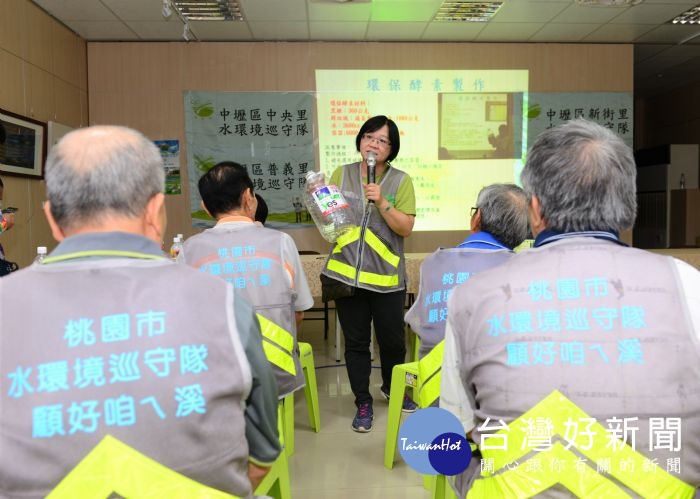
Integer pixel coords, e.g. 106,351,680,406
247,188,258,218
470,208,481,232
43,201,66,242
200,200,213,218
529,195,547,237
144,192,166,244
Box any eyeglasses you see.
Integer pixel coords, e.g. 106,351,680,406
470,206,479,217
362,133,391,147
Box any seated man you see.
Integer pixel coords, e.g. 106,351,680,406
441,120,700,497
181,161,313,398
405,183,528,358
0,126,281,498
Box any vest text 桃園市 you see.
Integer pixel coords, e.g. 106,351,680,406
6,310,211,439
487,277,646,367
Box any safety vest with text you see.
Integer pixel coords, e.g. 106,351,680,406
405,247,512,358
183,224,304,397
322,162,408,293
450,237,700,497
0,252,252,498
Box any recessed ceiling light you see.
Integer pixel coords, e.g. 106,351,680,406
670,4,700,24
434,1,503,22
171,0,244,21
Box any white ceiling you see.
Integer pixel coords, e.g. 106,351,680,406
31,0,700,98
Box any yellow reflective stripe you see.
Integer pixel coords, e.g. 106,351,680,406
262,342,297,376
475,390,694,499
257,314,296,376
47,435,240,498
469,442,626,498
418,341,444,407
363,229,400,268
358,270,398,287
326,259,357,280
328,260,399,287
333,226,361,253
257,314,294,352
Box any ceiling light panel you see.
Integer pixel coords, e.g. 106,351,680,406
172,0,244,21
671,4,700,25
434,1,503,22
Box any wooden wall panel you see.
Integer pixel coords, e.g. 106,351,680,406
54,76,82,127
52,23,82,88
24,1,53,72
87,41,633,251
0,0,24,58
0,49,25,114
0,0,88,267
77,38,88,92
80,90,89,126
24,63,54,122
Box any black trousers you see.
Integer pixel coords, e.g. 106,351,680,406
335,287,407,407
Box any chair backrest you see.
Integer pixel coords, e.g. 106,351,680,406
465,390,695,499
417,340,445,408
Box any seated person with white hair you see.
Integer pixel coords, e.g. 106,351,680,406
0,125,281,498
405,183,529,359
441,119,700,498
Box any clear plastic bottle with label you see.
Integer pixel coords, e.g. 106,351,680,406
34,246,47,264
303,171,356,243
680,173,686,189
169,236,183,261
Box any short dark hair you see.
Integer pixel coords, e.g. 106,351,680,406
198,161,253,218
254,193,268,224
355,115,400,162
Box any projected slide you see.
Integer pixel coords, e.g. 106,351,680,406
316,70,528,232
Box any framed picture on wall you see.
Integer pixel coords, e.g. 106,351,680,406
0,108,47,178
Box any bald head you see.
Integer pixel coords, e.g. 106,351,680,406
45,125,164,233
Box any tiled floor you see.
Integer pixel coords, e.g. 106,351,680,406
289,311,430,498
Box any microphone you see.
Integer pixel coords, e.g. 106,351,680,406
366,151,376,204
367,151,376,184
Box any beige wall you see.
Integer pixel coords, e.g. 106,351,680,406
0,0,88,266
88,41,633,252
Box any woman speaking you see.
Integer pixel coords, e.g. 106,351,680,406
321,115,417,433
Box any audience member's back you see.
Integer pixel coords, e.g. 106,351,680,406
0,126,279,498
405,183,528,357
181,161,313,398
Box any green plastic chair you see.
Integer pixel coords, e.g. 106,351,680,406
280,341,321,456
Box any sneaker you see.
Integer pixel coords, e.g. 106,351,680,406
351,403,374,433
380,387,419,413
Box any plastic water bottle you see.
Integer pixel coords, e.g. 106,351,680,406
680,173,686,189
303,171,356,243
34,246,47,264
169,236,182,261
